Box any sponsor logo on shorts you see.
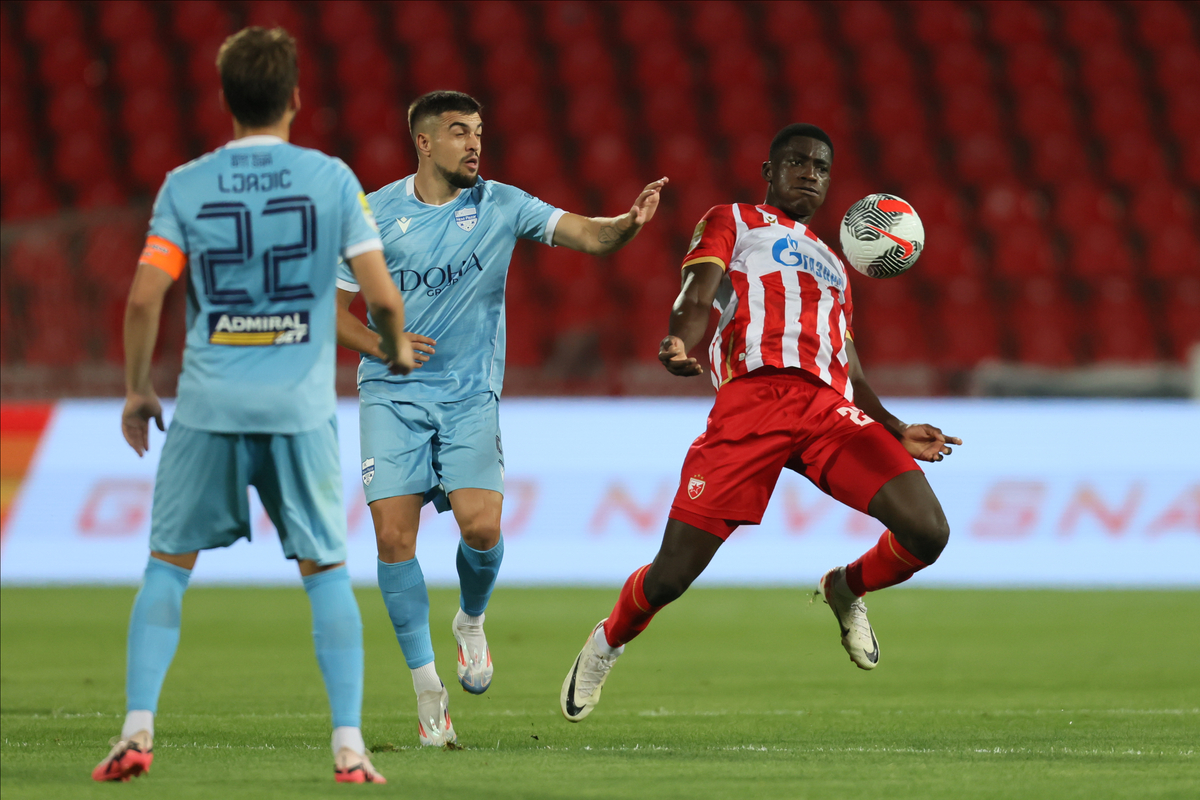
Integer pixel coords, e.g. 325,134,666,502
207,311,309,346
687,475,706,500
361,458,375,486
455,206,478,232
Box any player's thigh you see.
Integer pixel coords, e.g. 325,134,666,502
430,392,505,500
253,417,347,567
448,487,503,550
867,470,949,562
359,393,439,505
149,421,253,555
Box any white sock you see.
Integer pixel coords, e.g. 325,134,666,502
121,710,154,740
411,662,442,694
456,609,485,627
834,570,861,600
593,628,624,657
332,726,365,757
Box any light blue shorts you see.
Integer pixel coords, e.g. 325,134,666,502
358,390,503,509
149,417,347,564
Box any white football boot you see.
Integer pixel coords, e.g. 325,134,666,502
560,620,623,722
416,683,456,747
817,567,880,670
452,609,493,695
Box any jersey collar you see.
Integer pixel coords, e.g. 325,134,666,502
225,135,286,149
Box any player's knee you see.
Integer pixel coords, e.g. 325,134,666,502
912,508,950,564
643,565,697,607
374,522,418,562
458,517,501,551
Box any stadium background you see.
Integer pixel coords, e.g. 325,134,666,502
0,0,1198,583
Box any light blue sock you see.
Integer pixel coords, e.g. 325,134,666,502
126,557,190,713
456,536,504,617
302,566,363,730
377,558,434,669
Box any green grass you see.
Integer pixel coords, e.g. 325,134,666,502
1,587,1197,799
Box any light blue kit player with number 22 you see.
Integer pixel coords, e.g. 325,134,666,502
335,90,666,746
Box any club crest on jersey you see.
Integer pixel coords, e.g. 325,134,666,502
454,207,478,232
207,311,309,346
361,458,375,486
687,476,706,500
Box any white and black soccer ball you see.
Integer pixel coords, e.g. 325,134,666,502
839,194,925,278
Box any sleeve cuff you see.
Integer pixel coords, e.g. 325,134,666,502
343,237,384,260
542,208,567,246
682,255,728,271
336,278,361,293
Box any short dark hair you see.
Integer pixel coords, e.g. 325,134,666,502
407,91,483,138
216,27,298,127
770,123,834,160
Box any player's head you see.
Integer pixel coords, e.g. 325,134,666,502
763,123,834,222
408,91,483,189
216,27,300,130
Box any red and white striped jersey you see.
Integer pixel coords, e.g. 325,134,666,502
682,203,855,399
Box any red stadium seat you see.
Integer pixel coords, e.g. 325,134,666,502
579,134,638,188
315,0,377,44
706,46,769,94
290,105,335,154
1086,278,1159,363
128,130,186,192
565,91,630,142
520,177,583,219
761,2,827,49
875,131,942,186
638,86,700,138
1,37,26,88
1101,135,1169,184
1077,46,1142,95
669,178,726,238
991,225,1059,280
1089,90,1153,140
541,1,603,44
351,135,413,193
391,1,452,46
35,36,94,88
930,43,992,89
908,0,975,47
25,288,85,365
499,134,565,191
904,183,967,230
404,38,472,95
503,266,548,367
1152,43,1200,93
112,38,175,93
1135,1,1197,48
1143,225,1200,281
0,127,35,184
487,85,551,143
1162,277,1200,361
952,135,1013,185
484,43,545,94
52,129,116,187
1049,181,1122,236
184,37,227,93
617,2,677,48
1004,43,1069,93
120,87,182,139
783,83,856,145
724,133,771,201
854,44,919,94
836,1,897,49
558,39,619,93
171,0,234,43
653,135,716,191
80,220,144,282
340,88,407,144
333,40,398,96
21,0,82,44
1013,86,1078,138
940,85,1004,138
689,1,749,49
5,231,71,285
862,86,929,140
936,277,1004,367
244,0,310,36
96,0,158,44
466,1,531,48
192,92,232,152
1060,2,1122,47
849,298,931,366
1066,226,1136,280
1130,182,1197,232
630,45,695,93
978,183,1045,237
75,178,129,210
918,226,986,282
1,177,60,221
1009,277,1080,367
1027,131,1092,184
1165,91,1200,142
712,91,776,143
983,0,1049,45
45,85,108,136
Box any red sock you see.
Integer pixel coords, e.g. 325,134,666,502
844,530,929,596
602,565,663,647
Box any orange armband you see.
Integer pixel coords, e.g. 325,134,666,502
139,236,186,280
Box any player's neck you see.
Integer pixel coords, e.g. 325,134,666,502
231,116,291,144
763,195,812,225
413,164,462,207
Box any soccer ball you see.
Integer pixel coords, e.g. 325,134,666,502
839,194,925,278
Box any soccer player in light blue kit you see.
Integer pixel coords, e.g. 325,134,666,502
92,28,414,785
335,90,666,745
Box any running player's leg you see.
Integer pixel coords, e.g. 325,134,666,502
434,393,506,695
97,423,249,781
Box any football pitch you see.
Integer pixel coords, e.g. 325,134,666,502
1,587,1197,799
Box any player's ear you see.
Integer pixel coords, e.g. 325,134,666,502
289,86,301,114
761,160,772,182
414,131,432,159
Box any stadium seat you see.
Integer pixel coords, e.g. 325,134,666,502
75,178,128,210
983,0,1049,45
930,43,992,90
1003,43,1069,93
579,134,639,189
192,93,233,152
315,0,377,45
862,87,929,140
1067,226,1136,280
1027,131,1093,184
244,0,310,36
617,2,677,48
712,91,776,143
1013,86,1078,138
908,0,975,47
638,86,700,138
52,129,116,187
668,178,726,236
0,127,35,184
689,1,749,49
631,45,695,93
1049,181,1121,236
936,277,1004,367
1143,226,1200,281
184,37,228,93
978,183,1046,239
96,0,159,44
120,88,183,139
1,37,25,89
112,38,175,93
484,43,545,94
836,0,897,48
351,134,413,193
706,46,769,94
761,2,827,49
1086,278,1159,362
1101,135,1169,184
1,177,60,220
404,38,472,95
1165,91,1200,143
1060,2,1122,47
1089,90,1154,141
1009,277,1080,367
940,85,1003,138
917,226,985,282
566,91,630,142
1152,43,1200,95
339,88,407,144
541,1,603,44
45,85,108,137
1077,46,1142,95
1135,1,1197,48
80,220,143,282
991,225,1059,280
466,1,531,48
21,0,82,44
1129,182,1196,232
487,85,551,144
557,39,619,93
500,135,566,193
875,132,943,186
952,135,1013,185
170,0,233,43
35,36,94,88
333,40,399,97
128,131,186,193
1162,277,1200,361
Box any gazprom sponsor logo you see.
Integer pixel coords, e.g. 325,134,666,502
771,235,845,290
207,311,310,346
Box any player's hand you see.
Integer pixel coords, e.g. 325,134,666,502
383,333,417,375
629,177,668,227
409,334,436,368
122,391,164,457
658,334,703,377
898,423,962,463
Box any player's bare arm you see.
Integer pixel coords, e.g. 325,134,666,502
336,288,433,369
342,250,419,374
552,178,668,255
659,261,723,377
845,339,961,462
121,262,173,456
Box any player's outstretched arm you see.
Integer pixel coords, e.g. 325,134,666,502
659,261,723,377
553,178,668,255
122,263,173,456
845,340,962,462
346,250,416,375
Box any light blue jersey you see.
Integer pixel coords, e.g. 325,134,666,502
148,135,382,433
336,175,564,403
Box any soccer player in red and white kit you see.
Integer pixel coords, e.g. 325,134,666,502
561,124,962,721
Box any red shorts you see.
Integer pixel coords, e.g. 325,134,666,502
669,367,920,540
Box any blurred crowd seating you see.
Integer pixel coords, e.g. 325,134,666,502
1,0,1197,395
